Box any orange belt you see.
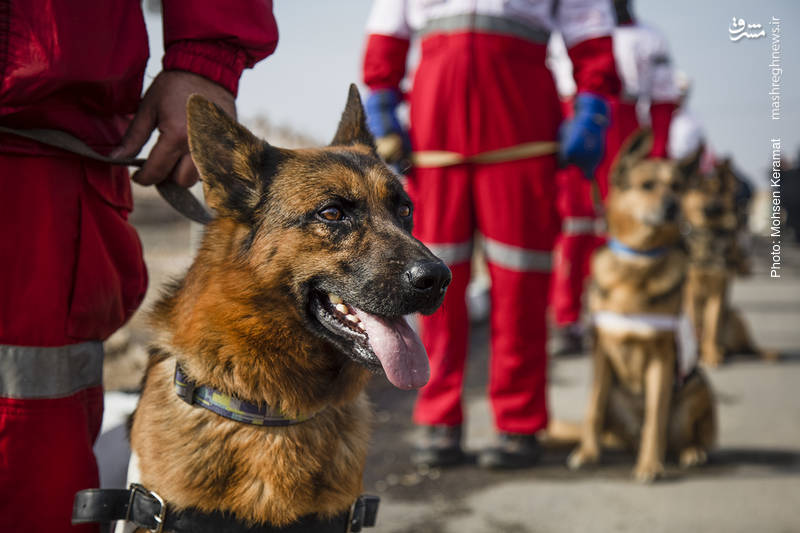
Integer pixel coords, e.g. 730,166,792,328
411,141,559,168
411,141,604,215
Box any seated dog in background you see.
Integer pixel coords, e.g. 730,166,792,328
568,130,716,483
126,86,450,530
682,159,777,366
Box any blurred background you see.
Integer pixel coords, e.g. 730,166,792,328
97,2,800,532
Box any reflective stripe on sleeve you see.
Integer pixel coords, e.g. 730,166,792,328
425,241,473,266
483,237,552,272
0,342,103,399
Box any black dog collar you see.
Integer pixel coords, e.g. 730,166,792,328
72,484,379,533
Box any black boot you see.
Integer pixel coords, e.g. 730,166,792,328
411,425,465,467
548,323,584,356
478,433,542,469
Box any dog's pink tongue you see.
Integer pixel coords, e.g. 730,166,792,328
352,309,429,390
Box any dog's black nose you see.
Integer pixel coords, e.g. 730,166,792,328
664,198,678,220
704,202,724,218
405,261,451,295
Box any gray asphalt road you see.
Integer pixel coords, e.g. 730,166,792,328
365,238,800,533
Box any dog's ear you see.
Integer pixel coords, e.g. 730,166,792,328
187,95,283,222
676,144,703,186
330,84,377,151
717,157,738,193
609,128,653,188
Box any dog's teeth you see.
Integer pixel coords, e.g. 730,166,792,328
335,304,348,314
346,314,360,324
329,293,343,305
358,322,367,331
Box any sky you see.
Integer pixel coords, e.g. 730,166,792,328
144,0,799,189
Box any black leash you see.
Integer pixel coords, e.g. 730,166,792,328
73,484,379,533
0,125,213,225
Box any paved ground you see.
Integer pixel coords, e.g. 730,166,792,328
102,189,800,533
363,238,800,533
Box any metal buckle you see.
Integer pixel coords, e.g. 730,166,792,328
174,364,197,405
345,498,360,533
127,483,167,533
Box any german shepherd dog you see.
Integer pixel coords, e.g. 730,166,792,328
129,86,450,528
567,130,716,483
682,159,776,366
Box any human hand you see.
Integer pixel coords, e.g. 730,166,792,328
110,70,236,187
365,89,410,165
559,93,610,178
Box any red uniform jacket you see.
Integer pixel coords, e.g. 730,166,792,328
0,0,278,345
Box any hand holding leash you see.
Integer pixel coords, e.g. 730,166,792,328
111,70,236,188
365,89,411,170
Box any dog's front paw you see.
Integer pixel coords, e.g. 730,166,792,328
567,446,600,470
633,459,665,483
679,446,708,468
759,349,780,362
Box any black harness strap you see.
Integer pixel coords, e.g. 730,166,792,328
73,484,379,533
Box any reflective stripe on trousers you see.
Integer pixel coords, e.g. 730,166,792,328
425,238,552,273
426,241,474,266
562,216,606,236
0,341,103,399
483,237,552,272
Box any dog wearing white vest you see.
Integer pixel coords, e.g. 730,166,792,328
567,129,716,483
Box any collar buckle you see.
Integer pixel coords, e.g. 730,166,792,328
174,365,197,405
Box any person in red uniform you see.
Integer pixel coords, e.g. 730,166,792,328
0,2,277,531
362,0,620,468
548,0,681,355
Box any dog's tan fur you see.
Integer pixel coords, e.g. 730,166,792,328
130,86,445,526
568,130,716,482
682,160,777,366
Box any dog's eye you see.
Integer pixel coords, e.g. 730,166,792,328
398,204,412,218
318,206,343,222
641,180,656,191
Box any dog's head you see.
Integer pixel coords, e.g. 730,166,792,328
185,85,450,390
606,129,701,249
681,158,738,232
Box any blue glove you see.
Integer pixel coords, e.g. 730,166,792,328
366,89,404,137
365,89,411,168
559,93,610,178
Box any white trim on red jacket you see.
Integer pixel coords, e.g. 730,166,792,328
366,0,615,48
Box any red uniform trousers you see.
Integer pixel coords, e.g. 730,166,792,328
408,33,561,434
549,100,638,326
0,154,147,533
